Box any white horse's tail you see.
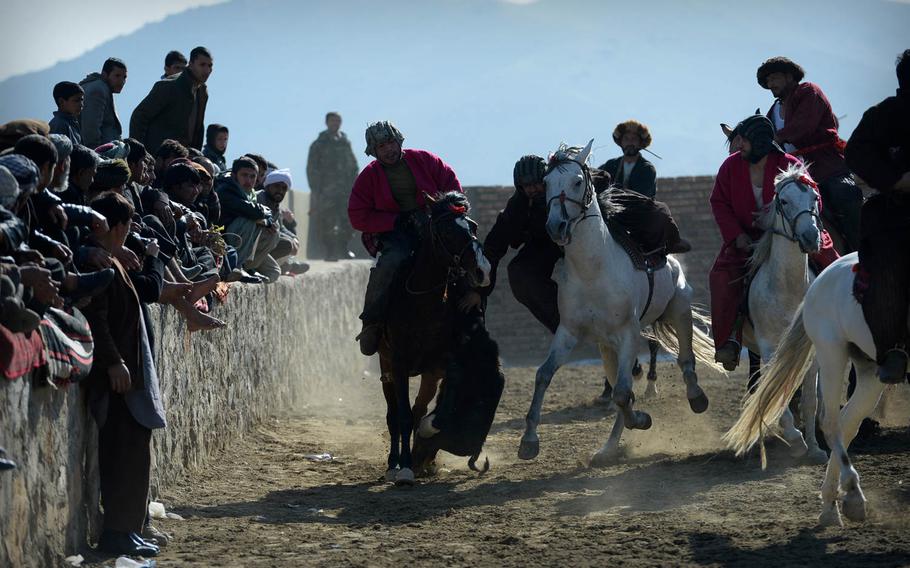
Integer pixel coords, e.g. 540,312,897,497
650,305,725,373
723,304,815,468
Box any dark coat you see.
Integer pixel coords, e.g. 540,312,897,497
79,73,122,148
215,177,270,227
202,145,226,172
480,190,559,297
129,69,208,153
845,89,910,193
0,205,28,255
48,111,82,145
598,156,657,198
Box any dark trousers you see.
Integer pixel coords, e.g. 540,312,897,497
507,245,562,334
859,193,910,363
360,228,413,323
819,172,863,253
98,393,152,533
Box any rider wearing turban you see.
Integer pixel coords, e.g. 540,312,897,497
348,120,464,356
710,114,839,370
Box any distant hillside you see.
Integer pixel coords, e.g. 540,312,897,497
0,0,906,188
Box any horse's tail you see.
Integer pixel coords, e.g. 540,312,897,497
468,453,490,474
723,304,815,468
650,305,725,373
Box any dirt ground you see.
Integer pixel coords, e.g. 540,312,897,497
89,361,910,567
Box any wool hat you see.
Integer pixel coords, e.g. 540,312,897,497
0,166,19,208
0,154,39,195
364,121,404,157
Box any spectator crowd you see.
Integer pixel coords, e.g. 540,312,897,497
0,46,313,557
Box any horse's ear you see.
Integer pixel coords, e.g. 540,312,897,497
754,107,761,115
721,123,734,139
577,139,594,165
424,193,438,205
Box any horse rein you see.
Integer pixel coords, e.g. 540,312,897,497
404,211,479,297
769,178,821,252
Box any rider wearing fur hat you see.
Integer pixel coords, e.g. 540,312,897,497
710,114,840,369
598,120,657,199
845,49,910,383
757,56,862,253
348,120,463,356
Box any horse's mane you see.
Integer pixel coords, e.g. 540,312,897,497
430,191,470,216
747,162,814,278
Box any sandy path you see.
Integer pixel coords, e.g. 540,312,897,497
87,362,910,567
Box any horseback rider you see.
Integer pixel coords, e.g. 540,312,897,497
710,114,840,370
475,153,689,335
757,56,863,253
597,119,658,199
845,49,910,383
348,121,463,356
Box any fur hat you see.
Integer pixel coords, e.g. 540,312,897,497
757,57,805,89
612,120,652,149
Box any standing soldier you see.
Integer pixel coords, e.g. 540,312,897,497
306,112,359,260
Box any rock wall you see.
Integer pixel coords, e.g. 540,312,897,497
0,261,371,567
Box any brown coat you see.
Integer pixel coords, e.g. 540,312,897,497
81,258,143,392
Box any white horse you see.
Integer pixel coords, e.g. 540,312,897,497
725,251,887,526
518,141,722,465
741,163,828,463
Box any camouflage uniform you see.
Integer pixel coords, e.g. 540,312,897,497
306,129,359,259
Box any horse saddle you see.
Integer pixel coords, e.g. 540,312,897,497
605,216,669,273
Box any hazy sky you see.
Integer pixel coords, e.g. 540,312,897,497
0,0,544,81
0,0,225,81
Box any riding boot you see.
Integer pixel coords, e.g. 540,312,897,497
878,348,908,384
714,340,741,371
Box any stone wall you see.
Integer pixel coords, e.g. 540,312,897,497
0,261,371,567
464,176,721,364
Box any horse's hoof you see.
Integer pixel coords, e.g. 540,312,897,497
688,392,709,414
632,411,652,431
842,490,867,522
818,506,843,528
632,361,643,378
786,436,809,458
384,468,398,482
805,448,829,465
395,468,415,486
518,439,540,460
590,449,620,468
417,415,440,438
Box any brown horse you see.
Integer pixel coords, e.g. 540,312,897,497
378,192,491,485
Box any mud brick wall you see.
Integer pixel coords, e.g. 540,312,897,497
0,261,372,567
464,176,721,365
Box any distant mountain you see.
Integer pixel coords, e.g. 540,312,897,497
0,0,906,188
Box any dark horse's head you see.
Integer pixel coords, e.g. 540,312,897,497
423,192,491,288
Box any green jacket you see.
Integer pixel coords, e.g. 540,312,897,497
306,130,359,198
129,69,208,153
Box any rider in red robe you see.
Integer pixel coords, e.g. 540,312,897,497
710,115,839,369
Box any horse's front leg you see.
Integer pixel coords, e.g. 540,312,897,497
613,329,652,431
393,370,416,486
381,379,400,481
518,326,578,460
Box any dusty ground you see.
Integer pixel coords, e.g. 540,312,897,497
89,361,910,567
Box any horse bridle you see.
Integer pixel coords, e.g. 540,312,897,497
405,210,479,296
545,158,598,237
770,178,821,252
